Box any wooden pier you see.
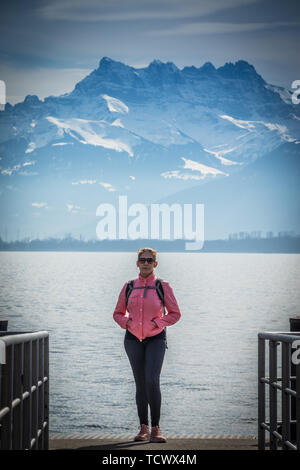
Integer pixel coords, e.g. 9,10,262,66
49,435,258,450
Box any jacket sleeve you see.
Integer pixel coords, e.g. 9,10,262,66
153,281,181,328
113,282,129,329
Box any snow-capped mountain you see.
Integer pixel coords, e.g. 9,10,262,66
0,57,299,240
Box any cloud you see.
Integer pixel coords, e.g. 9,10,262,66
32,202,48,208
5,185,23,193
52,142,74,146
148,21,300,37
72,180,97,185
19,171,39,176
1,164,21,176
66,203,81,213
36,0,261,22
25,142,36,153
1,160,37,175
22,160,36,166
99,182,117,192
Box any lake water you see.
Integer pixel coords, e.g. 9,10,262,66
0,251,299,436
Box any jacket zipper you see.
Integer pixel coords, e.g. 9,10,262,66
140,284,144,341
140,280,146,341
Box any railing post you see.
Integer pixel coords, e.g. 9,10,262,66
290,317,300,443
258,335,266,450
38,337,44,449
282,341,291,450
12,343,23,449
31,339,38,448
23,340,32,450
269,340,278,450
1,344,13,449
297,360,300,450
44,335,49,450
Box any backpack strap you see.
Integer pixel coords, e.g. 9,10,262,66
125,278,166,314
125,280,135,306
155,279,166,315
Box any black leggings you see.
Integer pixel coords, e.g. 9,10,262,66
124,330,167,427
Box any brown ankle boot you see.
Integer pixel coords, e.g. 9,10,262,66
150,425,167,443
134,423,150,441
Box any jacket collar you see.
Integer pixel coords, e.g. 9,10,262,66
138,271,156,284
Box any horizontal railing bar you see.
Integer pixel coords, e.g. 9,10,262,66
28,422,48,449
258,332,300,343
258,424,297,451
0,375,49,420
0,402,50,420
264,420,297,426
30,377,48,392
273,431,282,440
261,384,299,396
260,377,296,382
0,407,10,420
260,375,297,383
11,398,21,408
260,422,270,432
260,379,298,394
0,331,49,346
260,422,297,449
260,378,283,390
284,440,297,451
272,383,282,391
260,378,300,398
284,387,297,397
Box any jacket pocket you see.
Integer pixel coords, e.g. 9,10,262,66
127,316,137,334
127,293,139,314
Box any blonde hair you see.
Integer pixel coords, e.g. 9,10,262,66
137,247,157,261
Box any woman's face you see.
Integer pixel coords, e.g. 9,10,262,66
136,250,158,277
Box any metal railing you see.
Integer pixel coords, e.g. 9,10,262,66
0,331,49,450
258,331,300,450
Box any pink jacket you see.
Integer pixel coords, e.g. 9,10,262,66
113,271,181,341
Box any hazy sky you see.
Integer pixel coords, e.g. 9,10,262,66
1,0,300,104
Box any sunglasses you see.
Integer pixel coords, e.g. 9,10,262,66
138,257,155,264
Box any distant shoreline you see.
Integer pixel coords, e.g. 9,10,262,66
0,236,300,253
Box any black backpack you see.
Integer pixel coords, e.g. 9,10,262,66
125,278,166,314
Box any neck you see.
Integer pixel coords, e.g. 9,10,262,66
140,271,154,278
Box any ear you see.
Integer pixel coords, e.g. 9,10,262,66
154,261,158,267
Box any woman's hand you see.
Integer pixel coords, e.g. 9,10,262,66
126,318,132,329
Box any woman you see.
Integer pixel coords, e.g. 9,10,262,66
113,247,181,443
